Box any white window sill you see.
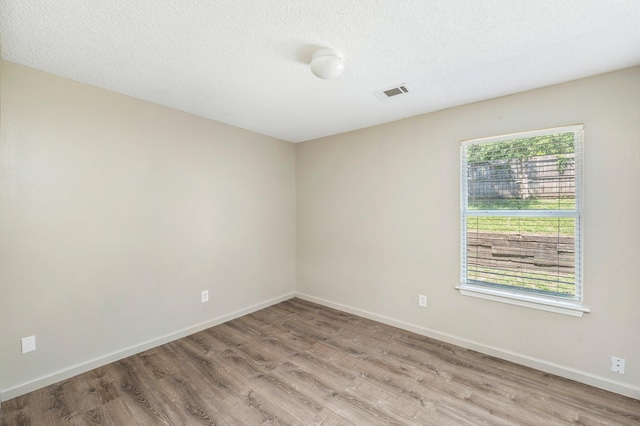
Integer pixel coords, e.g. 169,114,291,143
456,285,590,317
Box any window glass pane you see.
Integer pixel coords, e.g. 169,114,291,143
466,132,575,210
466,216,576,297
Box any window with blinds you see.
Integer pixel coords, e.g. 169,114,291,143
460,125,583,304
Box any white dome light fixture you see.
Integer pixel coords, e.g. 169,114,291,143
310,48,344,80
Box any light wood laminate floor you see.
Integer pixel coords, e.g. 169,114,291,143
2,298,639,425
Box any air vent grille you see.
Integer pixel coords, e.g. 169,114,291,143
374,84,411,100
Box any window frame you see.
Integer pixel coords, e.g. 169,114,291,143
457,125,589,317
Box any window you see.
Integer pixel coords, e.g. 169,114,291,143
459,125,587,316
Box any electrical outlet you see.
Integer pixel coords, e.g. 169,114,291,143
611,356,625,374
21,336,36,354
418,294,427,307
201,290,209,303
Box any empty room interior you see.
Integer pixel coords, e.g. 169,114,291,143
1,1,640,424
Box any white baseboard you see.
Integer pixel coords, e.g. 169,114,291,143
0,292,296,402
295,292,640,400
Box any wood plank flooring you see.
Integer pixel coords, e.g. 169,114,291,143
2,298,639,425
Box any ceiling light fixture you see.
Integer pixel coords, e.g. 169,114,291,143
310,48,344,80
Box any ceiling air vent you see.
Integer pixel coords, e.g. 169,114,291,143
374,84,411,100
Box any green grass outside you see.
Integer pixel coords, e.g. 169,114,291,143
468,267,576,296
467,216,575,235
467,197,576,235
468,197,575,210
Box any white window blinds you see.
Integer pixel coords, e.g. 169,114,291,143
461,125,583,302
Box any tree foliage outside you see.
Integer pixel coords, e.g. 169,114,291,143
467,132,575,163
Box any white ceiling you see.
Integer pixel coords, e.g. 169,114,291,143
1,1,639,143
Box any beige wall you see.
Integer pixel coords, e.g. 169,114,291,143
297,67,640,397
0,62,296,396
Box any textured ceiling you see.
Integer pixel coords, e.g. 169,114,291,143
1,1,640,142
